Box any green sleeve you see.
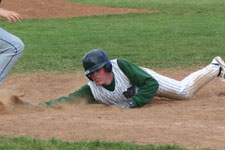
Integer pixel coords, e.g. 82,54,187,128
38,84,95,107
117,59,159,107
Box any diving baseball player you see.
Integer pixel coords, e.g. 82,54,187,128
0,0,24,85
35,49,225,108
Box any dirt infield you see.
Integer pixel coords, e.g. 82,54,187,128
1,71,225,149
0,0,225,149
0,0,152,19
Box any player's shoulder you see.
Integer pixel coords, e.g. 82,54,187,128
115,58,136,71
116,58,133,65
111,58,129,66
116,58,130,63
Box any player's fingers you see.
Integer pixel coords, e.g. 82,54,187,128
10,12,23,24
13,13,23,22
7,17,12,24
10,16,18,24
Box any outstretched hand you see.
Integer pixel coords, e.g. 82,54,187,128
0,8,23,24
10,95,38,108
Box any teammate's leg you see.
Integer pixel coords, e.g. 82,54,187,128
0,28,24,85
142,59,220,99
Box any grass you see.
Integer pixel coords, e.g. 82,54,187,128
1,0,225,73
68,0,225,14
1,11,225,73
0,136,187,150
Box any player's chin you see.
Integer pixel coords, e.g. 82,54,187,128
94,80,104,85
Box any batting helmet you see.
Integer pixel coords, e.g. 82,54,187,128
82,49,112,79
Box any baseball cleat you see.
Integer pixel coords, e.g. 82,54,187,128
214,56,225,82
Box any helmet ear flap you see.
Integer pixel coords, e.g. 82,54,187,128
104,62,112,72
86,74,93,81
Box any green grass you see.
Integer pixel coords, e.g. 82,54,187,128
68,0,225,14
1,0,225,73
0,136,187,150
1,11,225,73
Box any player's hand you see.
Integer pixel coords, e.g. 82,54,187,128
10,95,39,108
0,8,23,24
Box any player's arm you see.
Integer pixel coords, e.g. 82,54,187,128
38,84,96,107
117,59,159,108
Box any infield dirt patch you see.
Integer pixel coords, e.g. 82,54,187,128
0,0,152,19
0,0,225,149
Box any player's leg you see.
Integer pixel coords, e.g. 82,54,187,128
0,28,24,85
142,59,220,99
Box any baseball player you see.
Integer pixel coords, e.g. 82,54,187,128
35,49,225,109
0,0,24,85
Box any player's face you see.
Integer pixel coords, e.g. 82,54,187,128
90,67,109,85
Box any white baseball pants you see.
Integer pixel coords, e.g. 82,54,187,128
142,63,219,99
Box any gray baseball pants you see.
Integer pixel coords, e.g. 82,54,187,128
0,27,24,85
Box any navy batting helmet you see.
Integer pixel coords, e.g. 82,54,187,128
82,49,112,79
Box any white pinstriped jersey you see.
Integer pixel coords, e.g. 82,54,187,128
88,59,136,108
